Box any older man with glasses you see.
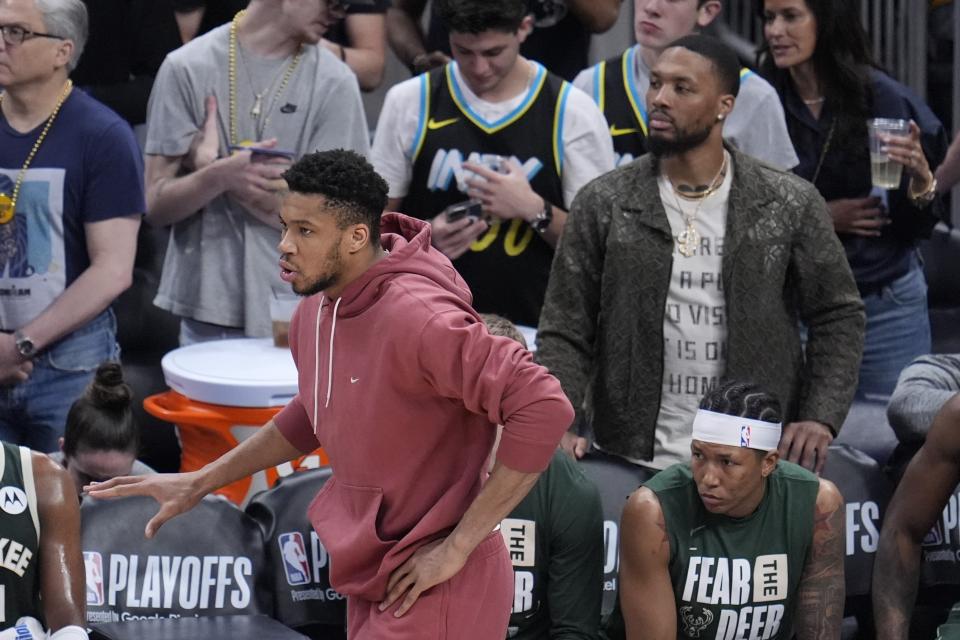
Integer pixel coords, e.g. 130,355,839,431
0,0,143,454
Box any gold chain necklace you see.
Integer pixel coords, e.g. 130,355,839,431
0,79,73,225
228,10,303,146
672,175,725,202
669,153,728,258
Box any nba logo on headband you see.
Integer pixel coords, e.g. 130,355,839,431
692,410,782,451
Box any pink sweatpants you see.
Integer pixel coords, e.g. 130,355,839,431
348,531,513,639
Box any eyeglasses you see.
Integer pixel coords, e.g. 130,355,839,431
0,24,65,47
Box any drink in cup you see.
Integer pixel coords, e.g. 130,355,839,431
868,118,910,189
270,290,300,348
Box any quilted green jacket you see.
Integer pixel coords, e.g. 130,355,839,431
536,147,865,462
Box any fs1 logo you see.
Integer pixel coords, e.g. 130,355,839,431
83,551,105,606
279,533,311,586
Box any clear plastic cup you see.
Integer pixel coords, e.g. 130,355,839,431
867,118,910,189
270,289,300,348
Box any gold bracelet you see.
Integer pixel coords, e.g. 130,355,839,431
909,174,937,206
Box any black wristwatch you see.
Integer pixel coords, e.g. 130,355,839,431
531,198,553,233
13,330,35,358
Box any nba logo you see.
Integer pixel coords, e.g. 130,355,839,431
83,551,104,606
740,425,751,447
279,532,311,586
922,521,945,547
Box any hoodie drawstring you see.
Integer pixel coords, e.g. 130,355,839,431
313,296,324,430
325,297,341,409
312,296,342,430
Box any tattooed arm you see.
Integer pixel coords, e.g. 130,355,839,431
619,487,677,640
794,478,845,640
873,394,960,640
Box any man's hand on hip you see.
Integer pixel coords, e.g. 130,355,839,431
779,421,834,474
559,430,589,459
379,537,468,617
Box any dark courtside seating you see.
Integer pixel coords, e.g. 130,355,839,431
245,468,347,640
81,495,270,623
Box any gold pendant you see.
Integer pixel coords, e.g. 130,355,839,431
0,193,14,225
251,93,263,118
676,225,700,257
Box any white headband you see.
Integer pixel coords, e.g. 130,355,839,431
691,410,782,451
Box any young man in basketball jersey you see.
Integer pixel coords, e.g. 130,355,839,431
0,441,87,637
612,381,845,640
371,0,614,327
573,0,797,169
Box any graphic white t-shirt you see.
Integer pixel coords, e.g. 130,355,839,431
651,154,734,469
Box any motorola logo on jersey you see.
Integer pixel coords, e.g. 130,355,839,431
279,532,311,586
84,551,105,606
426,150,544,193
82,553,253,611
0,486,27,516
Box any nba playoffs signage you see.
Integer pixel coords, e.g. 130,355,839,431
81,495,269,623
245,468,346,628
919,484,960,587
82,551,255,623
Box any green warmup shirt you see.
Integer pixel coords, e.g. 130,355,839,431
500,450,604,639
606,461,818,640
0,442,41,627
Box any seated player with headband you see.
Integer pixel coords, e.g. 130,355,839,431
609,380,845,640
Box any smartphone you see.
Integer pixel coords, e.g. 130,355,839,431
229,145,296,159
444,200,483,223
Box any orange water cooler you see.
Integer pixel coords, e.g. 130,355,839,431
144,338,328,506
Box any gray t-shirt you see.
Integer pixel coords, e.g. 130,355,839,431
887,354,960,442
573,46,799,171
145,24,370,336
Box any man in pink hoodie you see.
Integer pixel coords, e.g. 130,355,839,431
87,149,575,639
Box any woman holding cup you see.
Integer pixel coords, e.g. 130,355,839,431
760,0,948,398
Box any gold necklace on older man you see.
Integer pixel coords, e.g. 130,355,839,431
0,79,73,225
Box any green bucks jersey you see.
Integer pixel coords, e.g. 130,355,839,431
647,461,819,640
0,442,41,627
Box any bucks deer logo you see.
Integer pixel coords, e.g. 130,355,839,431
680,605,714,638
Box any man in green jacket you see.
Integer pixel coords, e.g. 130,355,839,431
536,34,864,474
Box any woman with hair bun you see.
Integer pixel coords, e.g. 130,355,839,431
50,362,153,498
